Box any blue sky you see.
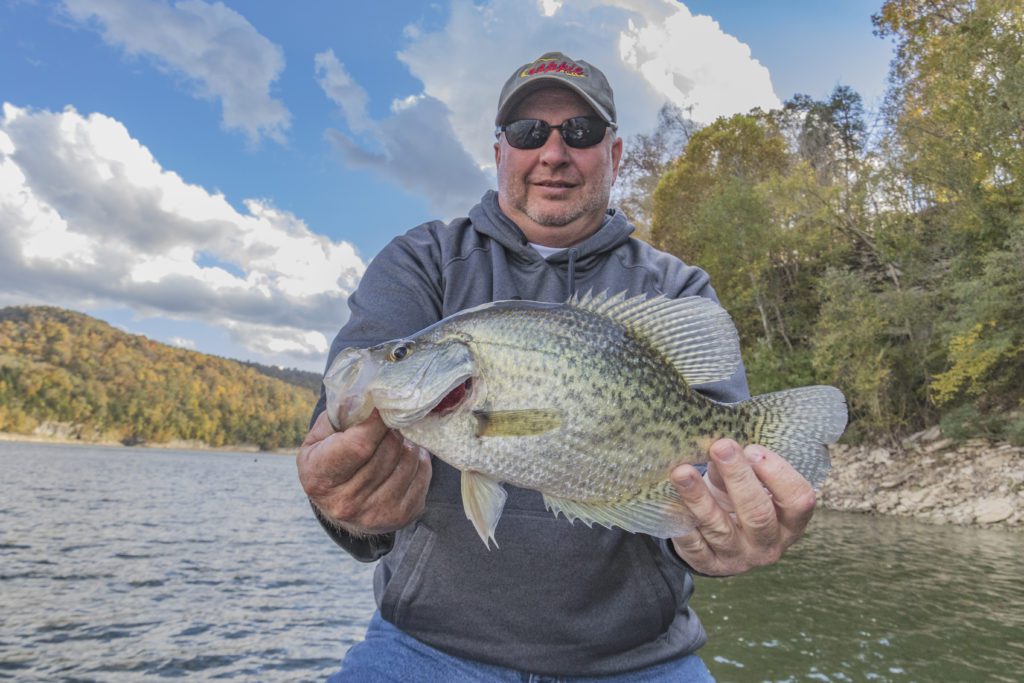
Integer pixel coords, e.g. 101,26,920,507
0,0,894,371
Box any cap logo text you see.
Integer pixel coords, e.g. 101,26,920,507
520,58,586,79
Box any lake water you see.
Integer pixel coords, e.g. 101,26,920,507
1,441,1021,681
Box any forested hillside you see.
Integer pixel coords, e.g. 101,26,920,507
0,306,320,450
615,0,1022,445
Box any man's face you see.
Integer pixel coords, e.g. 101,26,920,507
494,87,623,247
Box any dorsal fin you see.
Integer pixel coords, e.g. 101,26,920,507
570,290,741,386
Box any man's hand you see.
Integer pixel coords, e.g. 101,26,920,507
296,410,432,537
669,439,816,577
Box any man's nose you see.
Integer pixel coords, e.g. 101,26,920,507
538,127,571,166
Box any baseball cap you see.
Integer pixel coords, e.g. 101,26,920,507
495,51,617,127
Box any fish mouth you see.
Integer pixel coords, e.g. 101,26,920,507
323,347,379,431
382,372,474,428
429,377,473,416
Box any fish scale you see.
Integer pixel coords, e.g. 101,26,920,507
324,291,848,548
427,306,702,498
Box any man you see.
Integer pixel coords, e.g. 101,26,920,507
298,52,816,681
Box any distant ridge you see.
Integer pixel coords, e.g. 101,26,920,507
0,306,320,450
242,360,323,395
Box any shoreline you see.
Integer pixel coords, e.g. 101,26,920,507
5,428,1020,529
820,427,1022,530
0,431,297,456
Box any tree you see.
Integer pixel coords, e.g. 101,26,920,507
874,0,1024,432
613,103,697,240
651,112,838,392
874,0,1024,251
0,307,320,449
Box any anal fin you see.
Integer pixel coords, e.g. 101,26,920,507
543,480,696,538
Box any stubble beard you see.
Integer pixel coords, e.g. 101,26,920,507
504,173,613,229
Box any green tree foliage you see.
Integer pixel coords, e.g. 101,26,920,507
873,0,1024,418
647,0,1023,442
874,0,1023,248
652,110,847,393
0,307,320,449
931,218,1024,406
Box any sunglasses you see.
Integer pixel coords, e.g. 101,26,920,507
497,116,614,150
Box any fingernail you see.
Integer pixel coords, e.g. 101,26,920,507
712,441,739,463
671,466,695,489
744,445,768,464
675,473,696,489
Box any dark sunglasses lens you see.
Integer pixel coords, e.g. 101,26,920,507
503,117,607,149
561,117,606,148
504,119,551,149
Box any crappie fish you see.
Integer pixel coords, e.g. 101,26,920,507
324,291,847,548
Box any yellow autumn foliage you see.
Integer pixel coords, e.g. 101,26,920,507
0,306,320,450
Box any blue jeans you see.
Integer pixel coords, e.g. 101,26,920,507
329,612,715,682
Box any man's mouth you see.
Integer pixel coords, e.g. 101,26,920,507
533,180,577,190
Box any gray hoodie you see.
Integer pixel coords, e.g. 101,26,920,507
310,190,750,676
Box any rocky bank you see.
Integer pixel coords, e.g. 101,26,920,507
7,421,1022,529
821,426,1024,529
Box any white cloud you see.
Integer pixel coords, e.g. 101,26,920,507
315,49,373,134
314,1,779,209
223,320,328,360
538,0,563,17
0,103,364,368
169,336,196,349
397,0,780,170
61,0,290,143
314,50,492,221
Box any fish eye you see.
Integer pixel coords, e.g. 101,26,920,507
387,342,413,362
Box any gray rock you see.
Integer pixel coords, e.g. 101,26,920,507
975,499,1015,524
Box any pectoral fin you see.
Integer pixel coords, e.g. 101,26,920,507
542,480,697,538
473,409,562,437
460,470,508,549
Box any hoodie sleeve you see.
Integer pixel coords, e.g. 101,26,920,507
308,223,446,561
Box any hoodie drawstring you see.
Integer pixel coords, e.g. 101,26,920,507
566,248,579,298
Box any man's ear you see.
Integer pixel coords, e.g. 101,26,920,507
494,140,502,167
610,135,623,183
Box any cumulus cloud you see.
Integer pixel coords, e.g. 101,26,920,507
315,49,374,134
61,0,290,143
397,0,780,170
313,1,779,209
315,49,491,220
0,103,364,367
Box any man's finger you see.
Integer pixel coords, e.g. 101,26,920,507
302,410,391,488
340,429,407,498
670,462,739,555
346,443,432,533
396,446,433,520
710,440,780,548
748,447,816,537
668,465,721,572
303,410,338,446
336,411,391,462
361,438,422,505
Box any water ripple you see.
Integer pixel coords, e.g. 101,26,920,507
1,441,1020,681
0,441,375,681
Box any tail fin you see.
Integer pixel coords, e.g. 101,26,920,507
744,386,848,488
